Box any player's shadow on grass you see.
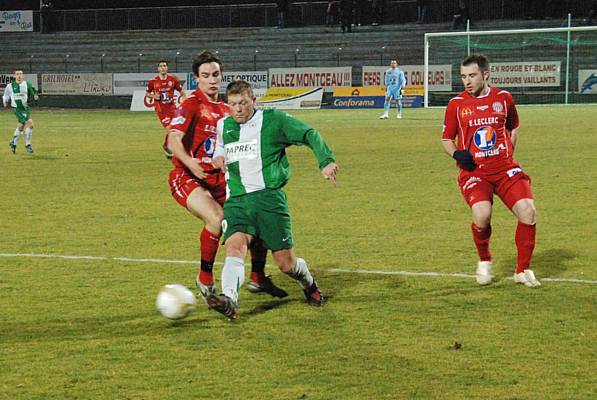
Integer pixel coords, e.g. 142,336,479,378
244,298,293,317
503,248,576,278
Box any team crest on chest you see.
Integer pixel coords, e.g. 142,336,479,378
200,106,213,121
492,101,504,113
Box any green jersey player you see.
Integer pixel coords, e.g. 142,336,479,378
3,70,38,154
210,80,339,319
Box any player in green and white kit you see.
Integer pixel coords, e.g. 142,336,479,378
3,70,38,154
210,80,339,319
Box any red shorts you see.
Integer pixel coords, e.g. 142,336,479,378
458,165,534,210
168,168,227,208
156,104,176,128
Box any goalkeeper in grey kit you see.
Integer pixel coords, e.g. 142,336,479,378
210,80,339,320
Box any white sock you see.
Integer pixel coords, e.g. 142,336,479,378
284,257,314,289
12,128,22,144
25,127,33,146
221,256,245,303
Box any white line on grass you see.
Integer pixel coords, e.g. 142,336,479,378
1,252,596,285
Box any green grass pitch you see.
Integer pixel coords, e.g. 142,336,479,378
0,105,595,399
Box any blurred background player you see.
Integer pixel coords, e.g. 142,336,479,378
209,80,339,320
379,59,405,119
3,70,38,154
167,51,287,304
441,54,540,288
145,60,186,159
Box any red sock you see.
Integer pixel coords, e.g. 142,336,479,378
515,222,536,273
198,228,220,285
471,223,492,262
199,270,213,286
250,242,268,283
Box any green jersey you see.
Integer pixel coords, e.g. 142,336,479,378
215,109,335,197
3,80,37,110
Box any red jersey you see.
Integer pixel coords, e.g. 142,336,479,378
168,88,229,176
146,75,182,107
442,86,519,173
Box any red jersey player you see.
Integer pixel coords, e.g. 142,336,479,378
145,60,186,158
442,54,540,288
166,51,287,304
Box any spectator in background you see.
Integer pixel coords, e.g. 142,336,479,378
340,0,352,32
586,0,596,25
277,0,288,28
40,0,53,34
452,0,472,30
325,1,337,27
372,0,384,26
417,0,430,24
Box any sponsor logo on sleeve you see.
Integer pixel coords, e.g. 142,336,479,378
507,167,522,178
171,116,186,125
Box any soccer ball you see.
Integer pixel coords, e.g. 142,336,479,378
155,284,197,320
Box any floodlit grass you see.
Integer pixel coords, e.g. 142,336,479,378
0,106,595,399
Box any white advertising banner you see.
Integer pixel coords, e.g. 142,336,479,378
114,73,159,95
42,74,113,95
220,71,268,91
130,90,154,111
0,74,38,95
362,65,452,91
187,71,267,94
268,67,352,91
488,61,561,87
0,10,33,32
578,70,597,94
256,87,323,110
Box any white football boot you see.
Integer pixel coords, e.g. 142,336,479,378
379,113,388,119
476,261,493,285
514,269,541,287
396,113,402,119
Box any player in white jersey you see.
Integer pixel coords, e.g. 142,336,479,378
379,59,406,119
3,70,38,154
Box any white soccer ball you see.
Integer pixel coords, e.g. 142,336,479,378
156,284,197,320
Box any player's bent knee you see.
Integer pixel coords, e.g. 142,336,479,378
225,233,249,258
273,250,295,272
471,201,492,227
513,199,536,224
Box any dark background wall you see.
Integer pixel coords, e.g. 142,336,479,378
5,0,593,17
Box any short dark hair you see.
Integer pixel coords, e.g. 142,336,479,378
462,54,489,73
226,80,253,97
158,60,168,66
192,50,223,76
